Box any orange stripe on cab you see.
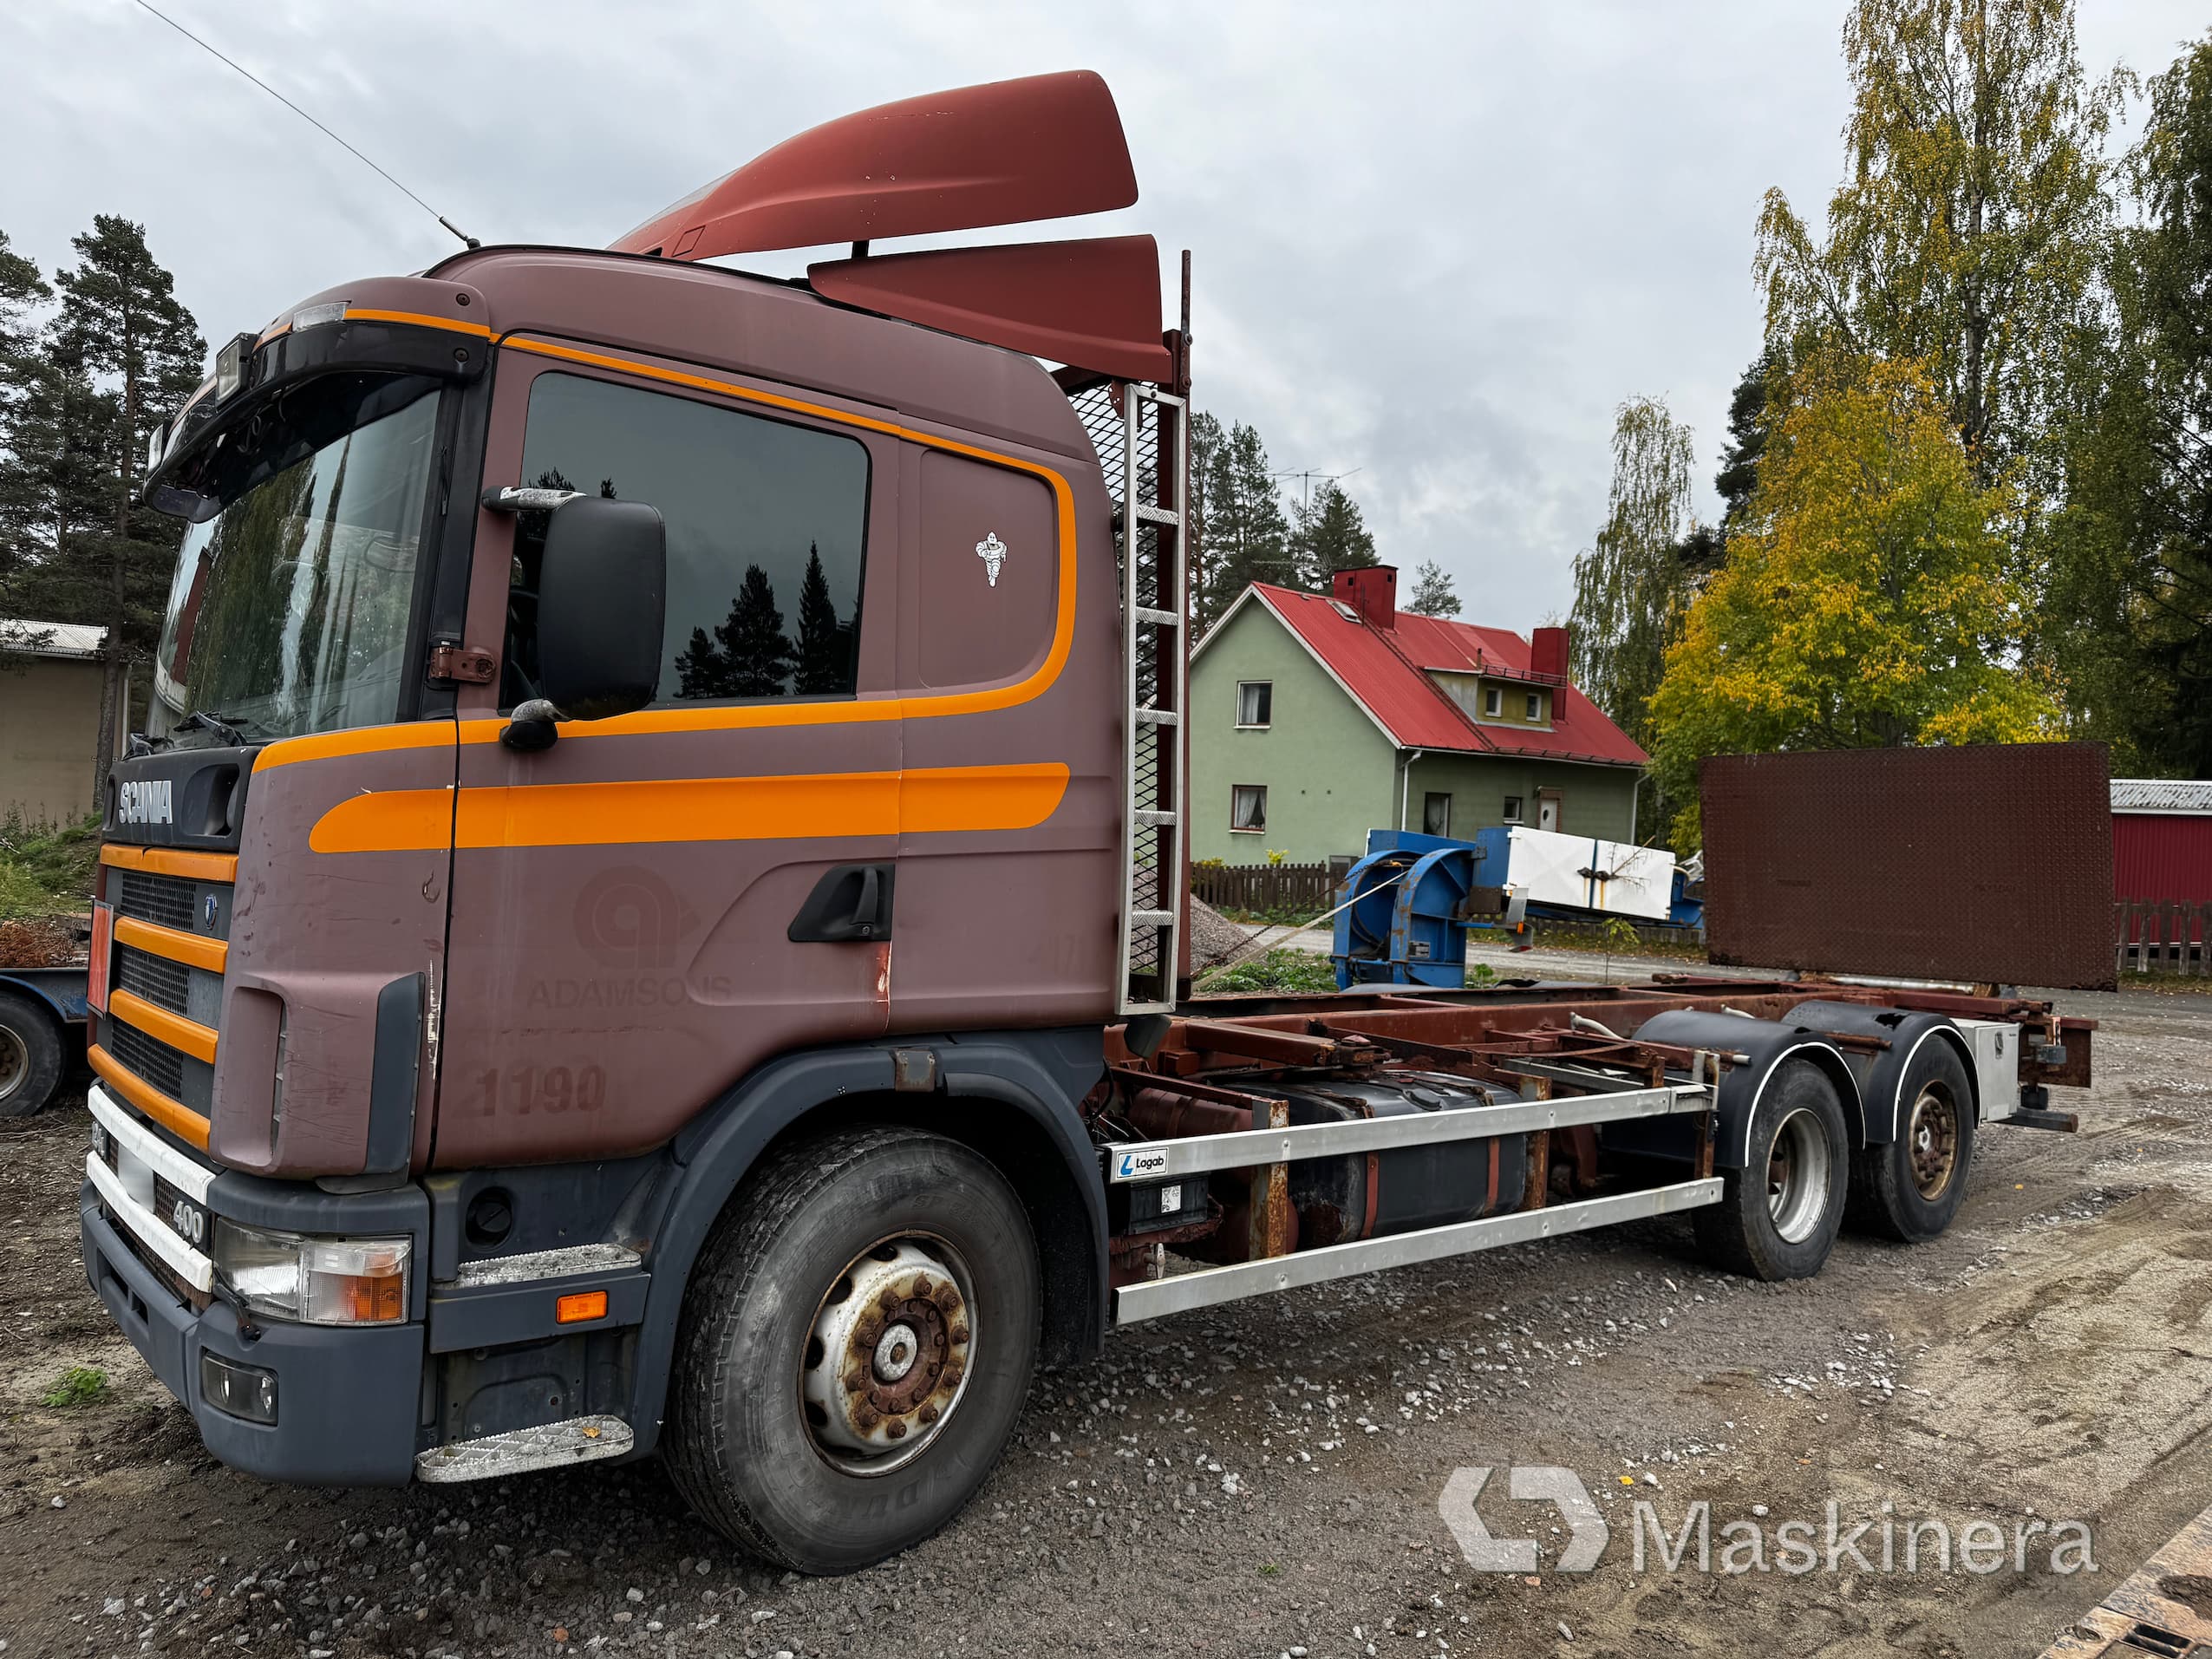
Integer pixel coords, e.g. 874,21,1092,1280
89,1044,211,1151
114,916,228,976
100,844,238,884
309,763,1070,854
107,990,219,1065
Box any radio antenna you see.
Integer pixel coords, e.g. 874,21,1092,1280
132,0,480,249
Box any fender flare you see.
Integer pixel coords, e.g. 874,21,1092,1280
1633,1008,1863,1171
1778,1000,1976,1143
623,1031,1107,1458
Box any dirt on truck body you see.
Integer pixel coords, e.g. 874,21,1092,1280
70,67,2100,1583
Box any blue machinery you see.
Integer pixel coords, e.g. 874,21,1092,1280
1330,830,1704,990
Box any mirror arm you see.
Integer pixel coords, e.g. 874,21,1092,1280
481,486,584,513
499,698,567,752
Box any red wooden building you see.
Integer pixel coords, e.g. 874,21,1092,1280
2112,780,2212,957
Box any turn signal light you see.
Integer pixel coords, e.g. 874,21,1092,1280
555,1290,608,1325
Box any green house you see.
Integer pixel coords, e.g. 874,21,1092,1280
1189,568,1648,865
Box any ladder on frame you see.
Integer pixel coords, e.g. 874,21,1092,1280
1114,381,1190,1015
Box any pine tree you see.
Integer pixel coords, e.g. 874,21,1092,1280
792,543,848,694
1712,349,1779,529
675,565,794,700
1195,421,1290,629
0,219,204,795
1404,558,1462,617
1289,480,1377,585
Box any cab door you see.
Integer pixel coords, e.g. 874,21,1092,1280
434,344,903,1169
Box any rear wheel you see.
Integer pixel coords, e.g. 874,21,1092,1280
665,1124,1040,1574
1848,1042,1974,1243
1693,1059,1849,1281
0,990,64,1119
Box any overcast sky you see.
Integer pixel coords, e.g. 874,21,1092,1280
5,1,2204,630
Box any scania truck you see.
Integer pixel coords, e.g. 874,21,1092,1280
80,70,2094,1573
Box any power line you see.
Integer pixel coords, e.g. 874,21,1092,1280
131,0,478,249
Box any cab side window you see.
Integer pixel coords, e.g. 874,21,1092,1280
504,372,870,710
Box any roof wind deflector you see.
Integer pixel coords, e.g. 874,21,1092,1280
807,236,1171,382
608,70,1139,262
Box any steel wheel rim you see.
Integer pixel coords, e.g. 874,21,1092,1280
0,1024,26,1103
798,1233,975,1478
1906,1081,1960,1200
1766,1107,1830,1244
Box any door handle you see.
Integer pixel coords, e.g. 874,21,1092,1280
788,863,896,944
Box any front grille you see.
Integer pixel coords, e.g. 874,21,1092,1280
115,870,197,931
116,945,190,1014
106,1018,187,1100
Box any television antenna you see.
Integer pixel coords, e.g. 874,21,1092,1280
1271,466,1363,514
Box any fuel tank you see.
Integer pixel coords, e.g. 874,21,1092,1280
1243,1071,1528,1249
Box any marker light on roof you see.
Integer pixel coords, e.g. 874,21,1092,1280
291,300,347,331
214,331,253,401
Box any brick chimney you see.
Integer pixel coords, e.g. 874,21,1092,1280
1333,565,1397,629
1530,624,1569,681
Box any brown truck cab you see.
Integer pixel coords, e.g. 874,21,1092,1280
77,71,2096,1574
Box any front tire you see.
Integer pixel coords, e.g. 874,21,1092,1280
1848,1042,1974,1243
665,1124,1040,1574
1693,1058,1849,1281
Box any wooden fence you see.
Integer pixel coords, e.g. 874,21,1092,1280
1191,861,1338,917
2116,899,2211,977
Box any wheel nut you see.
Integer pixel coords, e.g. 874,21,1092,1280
949,1323,969,1344
918,1402,939,1425
856,1315,883,1344
878,1288,898,1311
934,1284,962,1312
845,1371,867,1394
911,1274,932,1297
886,1419,908,1440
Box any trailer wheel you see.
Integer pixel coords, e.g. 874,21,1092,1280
0,990,64,1119
1847,1043,1974,1244
1693,1059,1848,1281
665,1124,1040,1574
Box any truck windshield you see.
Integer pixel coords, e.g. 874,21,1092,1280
152,376,441,744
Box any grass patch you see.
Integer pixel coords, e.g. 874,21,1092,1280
0,813,100,920
41,1365,108,1409
1195,948,1341,996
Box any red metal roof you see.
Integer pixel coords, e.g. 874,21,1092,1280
1247,585,1648,767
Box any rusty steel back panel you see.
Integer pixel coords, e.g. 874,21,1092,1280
1700,743,2115,990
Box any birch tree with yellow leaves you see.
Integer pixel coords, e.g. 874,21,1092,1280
1648,357,2059,851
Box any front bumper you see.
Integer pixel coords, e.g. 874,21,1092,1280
78,1087,424,1486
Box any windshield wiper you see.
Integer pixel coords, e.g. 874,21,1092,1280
174,709,284,747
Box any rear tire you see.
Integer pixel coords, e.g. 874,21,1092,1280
1847,1042,1974,1243
664,1124,1040,1574
0,990,64,1119
1693,1059,1849,1281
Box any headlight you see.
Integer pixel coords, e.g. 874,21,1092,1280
212,1220,411,1326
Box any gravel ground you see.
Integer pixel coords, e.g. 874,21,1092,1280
5,982,2211,1659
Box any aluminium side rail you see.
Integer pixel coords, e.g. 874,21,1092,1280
1106,1078,1723,1323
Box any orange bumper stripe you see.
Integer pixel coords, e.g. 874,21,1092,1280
100,845,238,884
114,915,229,976
107,989,219,1065
309,762,1070,854
89,1044,211,1151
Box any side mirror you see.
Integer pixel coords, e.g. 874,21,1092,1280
531,496,666,724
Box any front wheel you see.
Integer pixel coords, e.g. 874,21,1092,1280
665,1124,1040,1574
1693,1058,1849,1281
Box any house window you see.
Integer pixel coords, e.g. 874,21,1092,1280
1237,681,1273,728
1525,691,1543,721
1483,686,1501,717
1502,795,1524,824
1423,792,1452,837
1230,784,1268,833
